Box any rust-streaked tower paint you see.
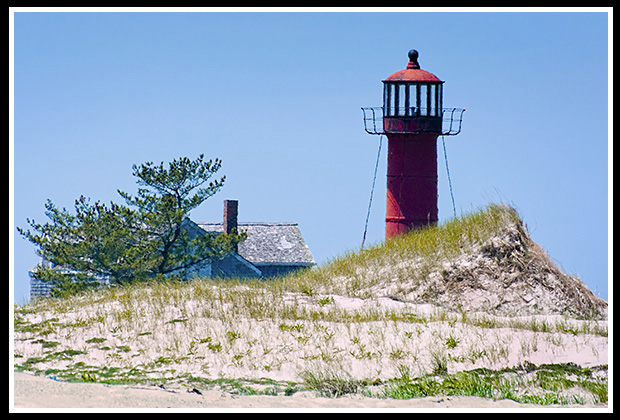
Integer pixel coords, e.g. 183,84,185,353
383,50,445,239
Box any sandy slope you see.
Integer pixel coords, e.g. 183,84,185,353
12,206,609,411
14,370,598,410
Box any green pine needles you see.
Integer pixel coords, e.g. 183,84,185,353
18,155,246,297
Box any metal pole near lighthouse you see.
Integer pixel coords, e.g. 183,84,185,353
362,49,465,240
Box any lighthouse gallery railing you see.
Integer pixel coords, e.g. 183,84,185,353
361,107,465,136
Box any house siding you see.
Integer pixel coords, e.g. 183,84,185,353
255,264,310,278
211,253,262,279
29,271,52,300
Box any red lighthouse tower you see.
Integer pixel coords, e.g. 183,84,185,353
363,49,464,239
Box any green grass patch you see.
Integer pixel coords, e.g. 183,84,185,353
383,363,607,405
298,369,362,397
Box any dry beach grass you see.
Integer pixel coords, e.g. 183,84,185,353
12,204,609,409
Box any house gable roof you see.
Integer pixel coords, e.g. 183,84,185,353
195,221,315,266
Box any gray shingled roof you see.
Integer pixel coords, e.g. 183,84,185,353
195,222,315,266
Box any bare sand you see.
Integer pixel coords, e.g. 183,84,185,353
11,371,608,410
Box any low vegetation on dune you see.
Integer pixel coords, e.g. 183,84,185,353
13,204,608,406
292,203,607,319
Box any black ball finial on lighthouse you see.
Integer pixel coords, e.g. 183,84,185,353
407,49,420,69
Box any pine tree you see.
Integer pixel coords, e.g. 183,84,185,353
18,155,246,297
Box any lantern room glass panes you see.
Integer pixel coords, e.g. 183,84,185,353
419,85,428,116
407,84,418,116
388,84,396,116
397,85,406,116
384,81,443,118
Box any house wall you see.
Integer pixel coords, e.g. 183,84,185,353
256,264,309,278
211,253,262,279
29,272,52,300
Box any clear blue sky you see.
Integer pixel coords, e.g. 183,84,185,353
10,9,611,304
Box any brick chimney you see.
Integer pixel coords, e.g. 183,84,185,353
223,200,239,251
